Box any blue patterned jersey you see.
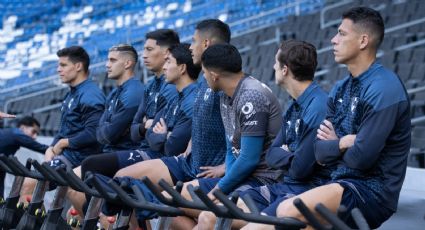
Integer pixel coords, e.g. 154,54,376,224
130,75,177,148
146,83,197,157
181,76,227,177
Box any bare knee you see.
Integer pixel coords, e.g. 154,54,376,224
276,198,300,219
198,211,216,230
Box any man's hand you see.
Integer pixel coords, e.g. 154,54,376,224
144,119,154,130
197,164,225,178
52,138,69,156
207,186,220,204
179,139,192,157
339,135,356,152
317,119,338,140
152,118,167,134
0,111,16,119
44,147,55,162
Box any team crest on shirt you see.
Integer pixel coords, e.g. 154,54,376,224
67,98,74,109
295,119,301,135
351,97,359,113
241,102,256,119
204,88,212,101
108,100,114,111
173,105,179,115
154,93,159,103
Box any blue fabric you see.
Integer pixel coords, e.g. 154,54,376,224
0,128,48,196
180,76,227,178
265,82,329,181
218,136,264,194
315,62,411,213
130,75,177,148
161,155,195,184
337,179,394,229
52,79,105,159
239,82,330,216
97,77,144,152
198,177,263,194
146,82,197,157
97,175,162,220
0,128,48,156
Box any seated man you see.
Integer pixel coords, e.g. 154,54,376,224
0,116,49,197
96,44,144,152
197,40,330,229
66,30,180,216
80,29,180,180
95,43,200,216
20,46,105,201
269,7,410,230
170,43,284,229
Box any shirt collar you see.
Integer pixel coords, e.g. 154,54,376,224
70,79,89,92
295,81,319,106
351,61,381,82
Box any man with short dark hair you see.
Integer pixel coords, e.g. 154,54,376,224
66,44,143,214
197,40,330,229
0,116,48,197
272,7,410,229
80,30,180,180
98,43,200,228
20,46,105,202
171,43,283,229
96,44,144,152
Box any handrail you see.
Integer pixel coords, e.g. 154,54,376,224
412,116,425,126
320,0,353,29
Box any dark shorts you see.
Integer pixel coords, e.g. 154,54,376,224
60,151,86,168
336,179,394,229
161,156,195,184
49,154,77,168
240,180,320,216
198,177,264,194
116,149,156,169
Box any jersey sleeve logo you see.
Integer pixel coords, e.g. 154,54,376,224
241,102,256,119
204,88,212,101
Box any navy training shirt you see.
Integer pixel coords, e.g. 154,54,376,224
315,62,410,212
0,128,48,155
97,77,144,152
146,82,197,157
53,79,105,157
266,82,329,182
130,75,177,148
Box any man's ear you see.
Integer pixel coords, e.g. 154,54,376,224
179,63,187,76
203,38,210,49
210,70,219,82
75,62,83,72
359,34,369,50
124,59,133,70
